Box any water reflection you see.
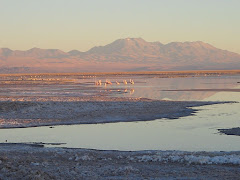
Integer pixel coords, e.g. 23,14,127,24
0,75,240,151
0,74,239,101
0,100,239,151
0,86,240,151
104,75,240,101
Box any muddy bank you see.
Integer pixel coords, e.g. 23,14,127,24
0,143,240,180
0,96,227,128
219,127,240,136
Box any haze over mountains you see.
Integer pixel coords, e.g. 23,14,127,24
0,38,240,73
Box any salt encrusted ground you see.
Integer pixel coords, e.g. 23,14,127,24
0,96,227,128
0,144,240,180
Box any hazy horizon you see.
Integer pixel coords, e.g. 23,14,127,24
1,0,240,53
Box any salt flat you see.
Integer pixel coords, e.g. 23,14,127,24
0,71,240,179
0,96,224,128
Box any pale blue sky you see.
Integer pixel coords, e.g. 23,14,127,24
0,0,239,53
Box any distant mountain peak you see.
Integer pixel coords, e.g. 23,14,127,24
165,41,216,50
0,48,13,57
88,37,163,54
27,47,42,52
0,47,12,51
1,38,240,73
122,37,146,42
68,50,82,56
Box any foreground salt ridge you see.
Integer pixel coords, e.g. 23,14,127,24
0,96,228,128
135,153,240,165
1,144,240,165
0,144,240,179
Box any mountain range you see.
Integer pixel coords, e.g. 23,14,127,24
0,38,240,73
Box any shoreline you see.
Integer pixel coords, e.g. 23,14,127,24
0,96,229,129
1,69,240,76
0,143,240,179
0,74,240,179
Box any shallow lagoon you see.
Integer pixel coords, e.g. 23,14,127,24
0,74,240,151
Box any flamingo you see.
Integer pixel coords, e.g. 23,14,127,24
106,79,112,85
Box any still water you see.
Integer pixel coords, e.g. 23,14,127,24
0,74,240,151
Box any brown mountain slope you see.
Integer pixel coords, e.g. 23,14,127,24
0,38,240,73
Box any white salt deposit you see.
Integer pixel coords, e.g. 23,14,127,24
135,153,240,165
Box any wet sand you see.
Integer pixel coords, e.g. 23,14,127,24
1,143,240,179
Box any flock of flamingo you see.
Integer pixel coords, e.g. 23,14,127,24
95,79,134,86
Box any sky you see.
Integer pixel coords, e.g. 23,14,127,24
0,0,240,53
